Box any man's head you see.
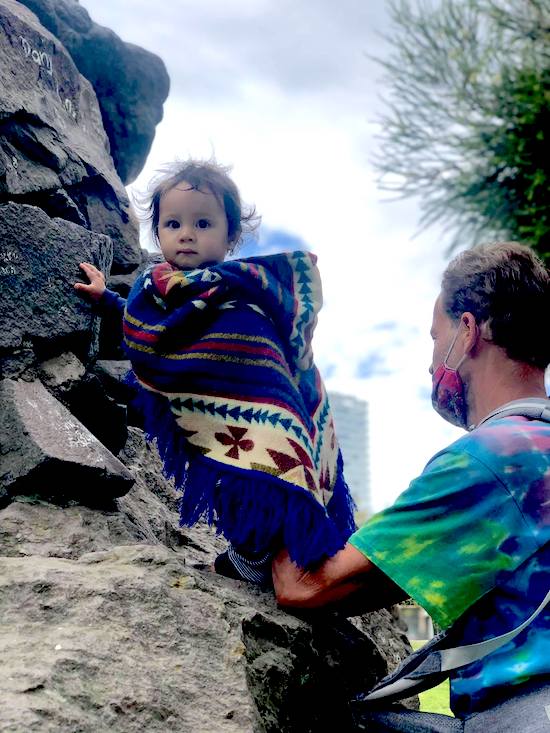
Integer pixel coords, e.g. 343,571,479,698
440,241,550,368
431,242,550,428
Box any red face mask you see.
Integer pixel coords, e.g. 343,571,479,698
431,328,468,429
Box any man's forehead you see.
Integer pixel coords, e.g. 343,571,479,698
430,294,446,331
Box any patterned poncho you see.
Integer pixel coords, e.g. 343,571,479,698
123,251,356,567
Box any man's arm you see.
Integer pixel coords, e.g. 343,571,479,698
272,543,407,614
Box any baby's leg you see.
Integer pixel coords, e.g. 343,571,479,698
214,545,273,587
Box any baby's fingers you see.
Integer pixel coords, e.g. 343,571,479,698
79,262,103,279
74,281,93,291
75,262,106,300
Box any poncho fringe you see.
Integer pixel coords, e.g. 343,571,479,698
129,376,356,568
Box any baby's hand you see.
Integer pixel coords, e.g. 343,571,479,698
74,262,106,301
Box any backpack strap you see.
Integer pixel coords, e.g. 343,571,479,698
361,588,550,702
476,398,550,427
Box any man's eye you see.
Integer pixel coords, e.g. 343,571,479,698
196,219,211,229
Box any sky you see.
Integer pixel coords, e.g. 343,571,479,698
87,0,463,513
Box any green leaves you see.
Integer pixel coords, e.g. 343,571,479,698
375,0,550,260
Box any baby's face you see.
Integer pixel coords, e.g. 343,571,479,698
157,183,230,270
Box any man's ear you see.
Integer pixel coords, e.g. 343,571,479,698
461,311,481,355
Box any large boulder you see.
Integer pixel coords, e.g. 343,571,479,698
0,427,417,732
0,0,141,273
17,0,170,184
0,201,111,368
0,377,134,506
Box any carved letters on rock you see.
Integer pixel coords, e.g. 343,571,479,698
0,0,141,273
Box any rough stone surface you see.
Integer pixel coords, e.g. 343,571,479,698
0,427,215,560
39,354,128,454
92,359,133,404
17,0,170,185
0,546,411,733
0,202,110,362
0,0,141,273
0,427,417,732
0,377,134,504
39,350,86,389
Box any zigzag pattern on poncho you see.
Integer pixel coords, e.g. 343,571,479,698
123,251,356,567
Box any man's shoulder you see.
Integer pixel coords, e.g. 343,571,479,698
425,414,550,487
469,413,550,456
440,413,549,451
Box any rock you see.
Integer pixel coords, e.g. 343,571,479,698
63,371,128,454
106,249,164,297
92,359,133,403
107,271,138,298
0,201,110,363
0,427,417,731
0,0,141,273
17,0,170,184
38,351,86,390
0,427,213,560
0,545,413,733
0,377,134,505
0,341,36,379
39,354,128,454
0,498,140,560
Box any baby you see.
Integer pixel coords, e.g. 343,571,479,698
76,159,356,585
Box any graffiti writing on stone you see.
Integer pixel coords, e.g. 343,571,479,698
19,35,53,76
64,98,77,121
14,32,79,122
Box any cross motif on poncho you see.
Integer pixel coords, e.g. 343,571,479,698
214,426,255,459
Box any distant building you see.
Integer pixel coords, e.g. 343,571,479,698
328,391,370,514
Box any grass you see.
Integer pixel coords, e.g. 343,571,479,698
410,640,453,716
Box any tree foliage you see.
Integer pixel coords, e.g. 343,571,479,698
375,0,550,260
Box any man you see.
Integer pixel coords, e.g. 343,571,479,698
273,242,550,731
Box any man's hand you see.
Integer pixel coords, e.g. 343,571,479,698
272,544,406,614
272,544,373,609
74,262,106,301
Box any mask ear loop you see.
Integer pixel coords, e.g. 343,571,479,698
443,327,467,370
444,316,480,370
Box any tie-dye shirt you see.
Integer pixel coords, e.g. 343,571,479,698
349,414,550,715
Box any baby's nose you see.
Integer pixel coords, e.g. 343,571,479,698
179,226,195,240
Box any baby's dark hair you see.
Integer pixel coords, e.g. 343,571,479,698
134,158,259,248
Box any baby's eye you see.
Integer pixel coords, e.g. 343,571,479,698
196,219,211,229
164,219,180,229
